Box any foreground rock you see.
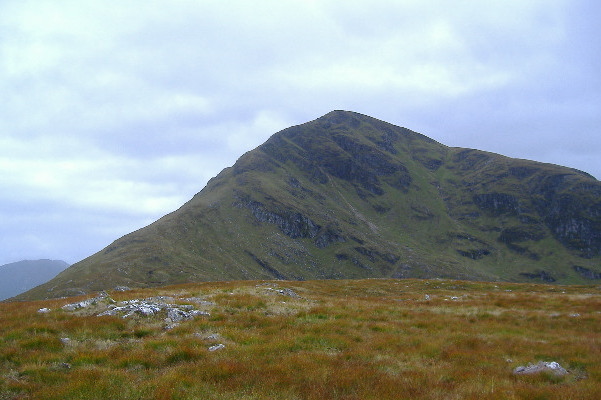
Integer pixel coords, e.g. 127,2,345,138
59,294,210,329
513,361,569,376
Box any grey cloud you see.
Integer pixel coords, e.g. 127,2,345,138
1,0,599,265
0,201,152,266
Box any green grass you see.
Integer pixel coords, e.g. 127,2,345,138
2,278,600,399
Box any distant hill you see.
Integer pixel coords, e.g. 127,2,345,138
0,259,69,300
15,110,601,300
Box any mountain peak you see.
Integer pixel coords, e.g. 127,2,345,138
14,113,601,300
315,110,397,129
317,109,364,123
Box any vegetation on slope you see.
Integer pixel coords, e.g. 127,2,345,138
1,279,600,399
16,111,601,300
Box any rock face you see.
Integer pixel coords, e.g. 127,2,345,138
15,111,601,300
573,265,601,280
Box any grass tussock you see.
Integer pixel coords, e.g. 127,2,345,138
1,279,601,399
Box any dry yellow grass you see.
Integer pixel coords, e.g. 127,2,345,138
1,279,600,399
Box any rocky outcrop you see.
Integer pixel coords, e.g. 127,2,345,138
60,294,210,329
498,226,545,243
542,198,601,257
519,270,556,283
529,175,601,257
473,193,520,216
314,226,346,248
353,247,400,264
237,194,346,250
249,201,321,239
573,265,601,280
235,194,320,239
513,361,568,376
456,249,491,260
261,112,412,198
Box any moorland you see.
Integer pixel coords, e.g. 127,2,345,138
2,278,600,399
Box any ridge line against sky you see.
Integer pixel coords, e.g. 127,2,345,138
1,0,599,266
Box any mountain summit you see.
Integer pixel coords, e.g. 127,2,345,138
18,111,601,299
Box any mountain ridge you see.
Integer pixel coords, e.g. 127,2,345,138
15,110,601,300
0,259,69,301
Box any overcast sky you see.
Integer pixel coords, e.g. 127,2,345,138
1,0,599,266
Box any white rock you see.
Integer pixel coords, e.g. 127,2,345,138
208,343,226,352
513,361,568,376
167,308,192,322
138,305,159,316
61,296,103,311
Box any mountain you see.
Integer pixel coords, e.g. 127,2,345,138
0,259,69,300
16,111,601,300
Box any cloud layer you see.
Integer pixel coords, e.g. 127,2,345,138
1,0,599,265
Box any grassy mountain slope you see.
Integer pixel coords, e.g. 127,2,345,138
16,111,601,300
